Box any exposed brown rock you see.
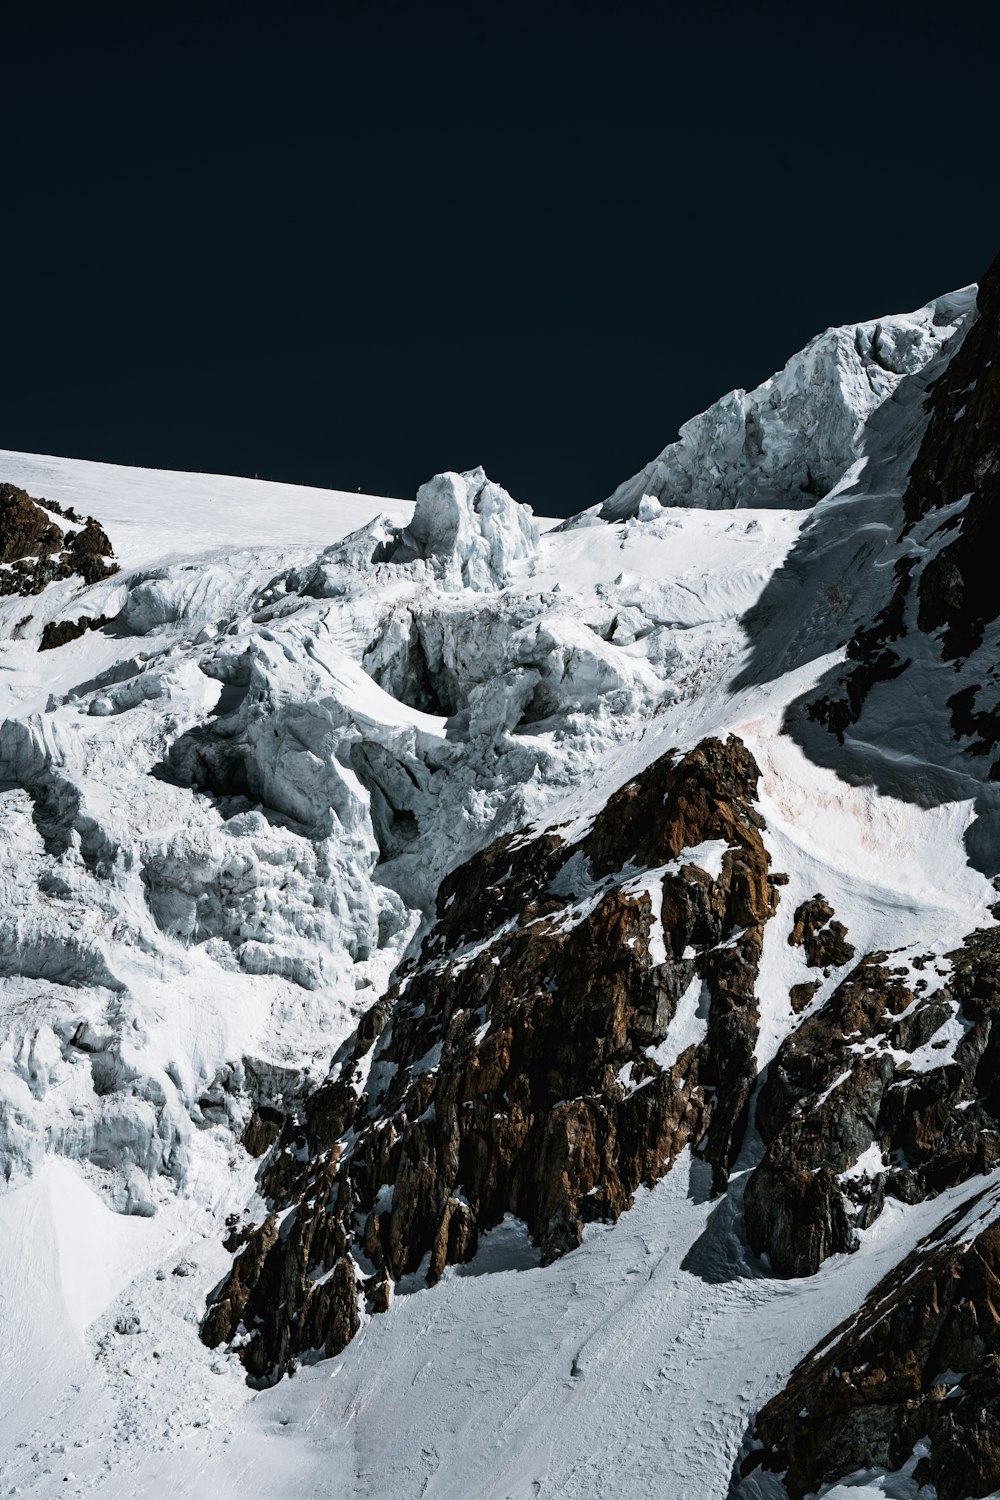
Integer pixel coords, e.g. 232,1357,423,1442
0,480,118,598
743,1182,1000,1500
0,481,64,567
39,614,113,651
202,735,780,1383
746,927,1000,1278
789,979,822,1013
241,1106,283,1159
788,893,855,972
739,917,1000,1496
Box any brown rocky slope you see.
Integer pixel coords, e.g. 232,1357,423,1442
0,480,118,599
743,1175,1000,1500
202,734,781,1383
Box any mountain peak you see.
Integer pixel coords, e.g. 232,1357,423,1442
601,285,977,519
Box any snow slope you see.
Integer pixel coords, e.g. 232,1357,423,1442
4,1154,992,1500
1,279,996,1500
0,449,415,568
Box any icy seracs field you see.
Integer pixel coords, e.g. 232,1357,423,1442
0,281,995,1500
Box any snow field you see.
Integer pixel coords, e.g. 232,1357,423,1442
0,276,994,1499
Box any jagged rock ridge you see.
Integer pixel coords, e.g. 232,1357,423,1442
804,255,1000,824
0,481,118,599
746,925,1000,1280
745,1171,1000,1500
202,735,779,1382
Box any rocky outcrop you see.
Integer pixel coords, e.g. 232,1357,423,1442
0,483,64,571
202,735,780,1383
0,482,118,597
738,913,1000,1494
743,1179,1000,1500
746,926,1000,1278
906,254,1000,661
787,892,855,973
788,979,822,1014
39,614,113,651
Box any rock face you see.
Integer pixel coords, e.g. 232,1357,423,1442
746,925,1000,1279
744,1179,1000,1500
808,253,1000,765
786,893,853,1013
905,253,1000,662
787,892,855,973
39,614,114,651
0,481,118,597
202,735,780,1382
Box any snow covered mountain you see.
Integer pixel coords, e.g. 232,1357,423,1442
1,258,999,1500
600,288,974,520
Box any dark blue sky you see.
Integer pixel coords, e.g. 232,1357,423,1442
2,1,996,516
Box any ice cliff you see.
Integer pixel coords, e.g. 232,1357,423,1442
601,287,976,518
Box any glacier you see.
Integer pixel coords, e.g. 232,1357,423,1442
600,286,975,519
0,268,998,1500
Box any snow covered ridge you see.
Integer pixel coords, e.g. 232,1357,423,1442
3,259,1000,1499
601,285,976,518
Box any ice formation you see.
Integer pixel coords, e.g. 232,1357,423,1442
601,287,975,517
2,265,1000,1499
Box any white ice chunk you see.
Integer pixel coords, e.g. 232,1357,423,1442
405,466,540,591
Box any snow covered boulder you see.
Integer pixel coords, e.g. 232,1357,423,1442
403,467,539,591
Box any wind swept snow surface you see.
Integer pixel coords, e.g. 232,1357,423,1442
3,1157,994,1499
0,279,995,1499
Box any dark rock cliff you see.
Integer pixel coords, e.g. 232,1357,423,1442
203,735,780,1383
810,251,1000,755
744,1176,1000,1500
746,926,1000,1279
0,481,118,598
